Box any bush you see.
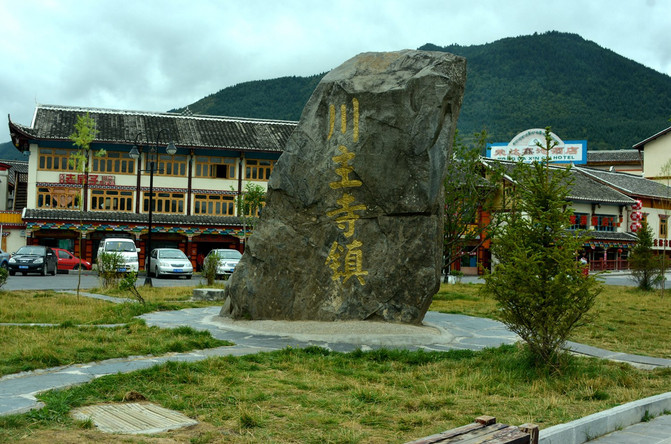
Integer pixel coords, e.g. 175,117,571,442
629,221,665,291
202,251,220,286
0,267,7,288
97,252,125,288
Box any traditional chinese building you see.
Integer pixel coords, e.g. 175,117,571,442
456,160,643,275
576,166,671,259
8,104,297,269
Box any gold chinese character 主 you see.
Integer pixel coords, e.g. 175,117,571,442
326,193,366,237
325,239,368,285
329,145,362,190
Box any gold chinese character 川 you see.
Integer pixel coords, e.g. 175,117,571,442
325,240,368,285
327,193,366,237
329,145,362,190
328,99,359,142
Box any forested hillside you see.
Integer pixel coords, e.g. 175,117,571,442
175,32,671,150
0,141,24,160
173,74,324,121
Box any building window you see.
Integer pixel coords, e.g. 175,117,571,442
154,154,187,176
91,151,135,174
143,192,184,214
661,217,668,239
244,201,265,217
195,156,237,179
593,214,616,232
245,159,275,181
91,190,133,211
569,213,589,230
36,187,79,209
194,194,235,215
38,148,78,171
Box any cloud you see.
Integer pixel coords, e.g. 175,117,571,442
2,0,669,134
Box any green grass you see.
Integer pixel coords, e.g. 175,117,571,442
430,283,671,359
4,283,671,442
3,346,671,443
0,289,231,376
0,322,229,376
0,288,222,325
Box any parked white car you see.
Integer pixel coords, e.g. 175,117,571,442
145,248,193,279
205,248,242,279
97,238,140,273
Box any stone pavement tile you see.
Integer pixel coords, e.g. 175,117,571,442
591,415,671,443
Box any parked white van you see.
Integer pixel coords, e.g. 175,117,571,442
97,238,140,272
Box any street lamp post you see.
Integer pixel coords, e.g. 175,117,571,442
129,129,177,286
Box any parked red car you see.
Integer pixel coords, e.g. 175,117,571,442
52,248,92,271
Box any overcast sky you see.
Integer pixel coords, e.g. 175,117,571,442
2,0,670,137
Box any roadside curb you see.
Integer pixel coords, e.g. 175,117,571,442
540,392,671,443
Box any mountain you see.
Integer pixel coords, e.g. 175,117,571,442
171,74,324,121
176,32,671,150
0,141,25,161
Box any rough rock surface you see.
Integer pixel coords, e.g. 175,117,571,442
222,50,466,324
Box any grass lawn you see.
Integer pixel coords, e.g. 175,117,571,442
0,287,231,376
430,282,671,358
3,346,671,443
3,283,671,442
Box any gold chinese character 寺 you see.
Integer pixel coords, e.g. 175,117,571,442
327,193,366,237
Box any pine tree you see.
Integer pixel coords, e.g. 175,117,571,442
629,221,663,291
483,127,601,366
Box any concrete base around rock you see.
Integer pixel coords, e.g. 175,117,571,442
192,288,226,301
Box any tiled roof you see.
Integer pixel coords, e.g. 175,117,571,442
10,104,297,153
488,160,635,205
0,160,28,174
569,169,634,204
576,167,671,199
23,209,246,227
0,160,28,187
587,149,641,164
586,231,637,242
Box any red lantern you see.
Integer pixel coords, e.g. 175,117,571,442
581,215,587,225
570,215,576,224
632,200,643,210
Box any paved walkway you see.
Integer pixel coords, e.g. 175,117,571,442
2,301,671,442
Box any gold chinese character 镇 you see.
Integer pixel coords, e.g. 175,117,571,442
325,239,368,285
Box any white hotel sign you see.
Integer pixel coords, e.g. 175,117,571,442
487,129,587,164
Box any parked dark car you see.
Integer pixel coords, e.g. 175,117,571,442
8,246,58,276
53,248,92,272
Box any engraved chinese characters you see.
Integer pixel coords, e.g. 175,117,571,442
222,50,466,324
325,102,368,286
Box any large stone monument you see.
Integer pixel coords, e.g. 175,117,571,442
221,50,466,324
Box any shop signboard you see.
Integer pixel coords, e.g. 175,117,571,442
487,128,587,164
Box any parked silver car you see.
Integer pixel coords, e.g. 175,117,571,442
205,248,242,279
145,248,193,279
